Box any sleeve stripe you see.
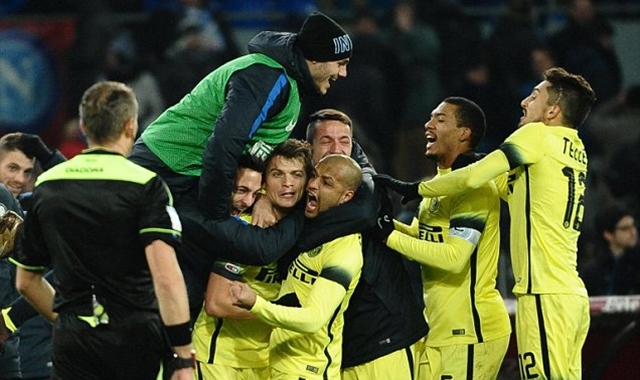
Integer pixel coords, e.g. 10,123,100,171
139,227,182,237
8,257,47,272
249,72,288,137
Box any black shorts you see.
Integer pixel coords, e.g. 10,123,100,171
52,310,169,380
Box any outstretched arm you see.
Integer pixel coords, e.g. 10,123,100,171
231,276,346,334
418,150,510,198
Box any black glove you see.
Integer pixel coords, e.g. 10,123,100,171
19,133,54,163
373,187,395,242
373,174,420,205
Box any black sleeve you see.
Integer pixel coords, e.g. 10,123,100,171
294,153,378,252
181,205,306,266
198,64,291,220
40,150,67,171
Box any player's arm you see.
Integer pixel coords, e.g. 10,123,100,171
393,216,418,236
386,216,483,273
204,261,255,320
15,267,56,322
231,276,347,334
418,149,510,198
199,65,291,219
184,209,306,266
12,197,57,322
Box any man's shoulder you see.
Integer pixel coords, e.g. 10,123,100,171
37,153,159,186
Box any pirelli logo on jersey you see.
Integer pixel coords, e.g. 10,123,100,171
418,223,444,243
289,257,319,285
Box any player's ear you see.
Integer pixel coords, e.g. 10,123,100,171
459,126,471,142
340,189,355,204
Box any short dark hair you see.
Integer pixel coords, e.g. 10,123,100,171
443,96,486,149
237,153,265,174
0,133,31,159
305,108,352,143
543,67,596,128
595,202,633,237
265,138,314,181
79,81,138,144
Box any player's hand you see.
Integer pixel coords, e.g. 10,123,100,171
251,196,276,227
373,174,420,205
19,133,54,163
230,281,256,310
373,187,395,243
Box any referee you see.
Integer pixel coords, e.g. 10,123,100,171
12,81,194,380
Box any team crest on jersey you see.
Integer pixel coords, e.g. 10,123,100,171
429,198,440,213
307,245,323,258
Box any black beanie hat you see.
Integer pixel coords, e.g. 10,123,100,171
296,12,352,62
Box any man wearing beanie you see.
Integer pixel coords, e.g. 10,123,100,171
128,12,353,320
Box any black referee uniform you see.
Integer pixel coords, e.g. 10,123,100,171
13,149,182,380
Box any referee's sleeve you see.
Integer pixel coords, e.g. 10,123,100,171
138,176,182,249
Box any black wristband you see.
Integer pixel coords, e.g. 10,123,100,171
169,352,195,370
164,321,192,347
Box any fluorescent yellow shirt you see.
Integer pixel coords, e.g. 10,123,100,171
388,167,510,347
251,233,363,380
417,122,588,296
192,214,281,368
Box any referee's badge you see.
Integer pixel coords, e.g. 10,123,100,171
429,198,440,214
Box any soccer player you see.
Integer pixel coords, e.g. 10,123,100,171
230,154,264,216
192,139,313,379
376,67,596,379
129,11,352,220
299,109,428,380
12,81,193,380
375,97,511,378
230,154,363,380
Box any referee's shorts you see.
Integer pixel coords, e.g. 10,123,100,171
52,308,169,380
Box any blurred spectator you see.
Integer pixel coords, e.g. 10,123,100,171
586,84,640,169
384,0,441,181
485,0,542,102
580,202,640,295
153,1,239,106
66,0,119,116
548,0,622,105
177,0,231,53
57,118,86,159
417,0,483,95
98,30,166,133
449,55,520,152
518,43,557,98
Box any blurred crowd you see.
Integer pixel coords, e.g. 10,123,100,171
3,0,640,298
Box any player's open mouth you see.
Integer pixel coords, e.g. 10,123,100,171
306,193,318,212
426,133,436,149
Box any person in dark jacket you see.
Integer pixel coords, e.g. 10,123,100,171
129,11,352,219
295,109,428,379
580,202,640,295
0,132,66,380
